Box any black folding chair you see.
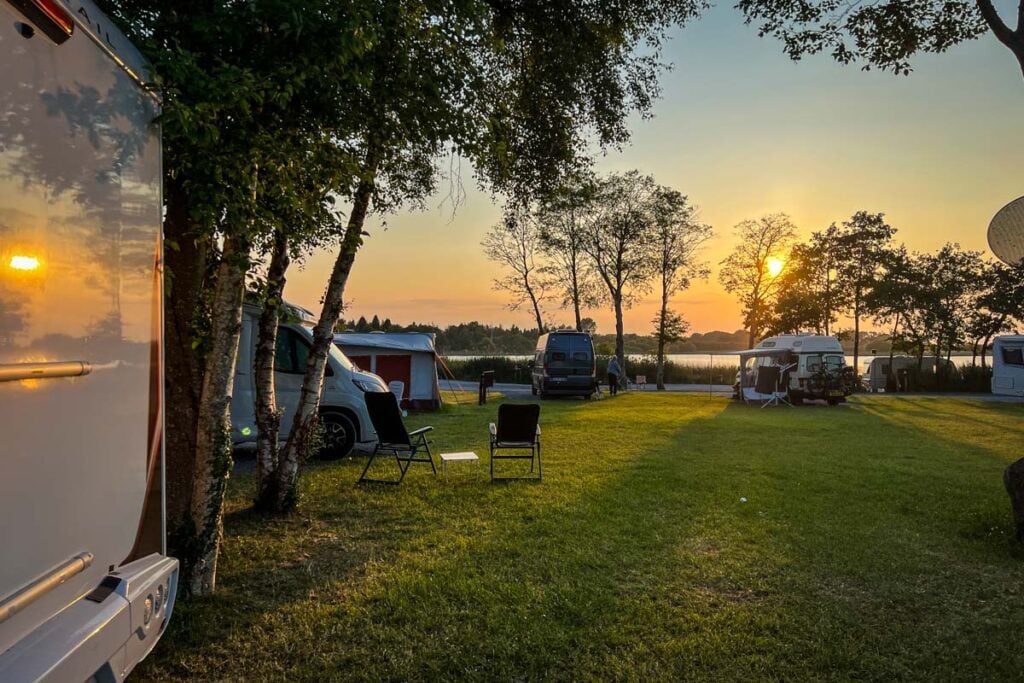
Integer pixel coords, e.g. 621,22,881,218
358,391,435,485
489,403,541,482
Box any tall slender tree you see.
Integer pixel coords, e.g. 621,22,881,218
834,212,896,377
483,204,550,332
537,178,601,331
582,172,661,373
649,189,712,390
719,213,798,347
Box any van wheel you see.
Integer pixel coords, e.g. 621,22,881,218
317,411,356,460
827,398,840,406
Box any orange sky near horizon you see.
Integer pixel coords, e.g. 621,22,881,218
286,3,1024,336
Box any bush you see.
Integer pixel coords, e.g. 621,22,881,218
439,355,738,386
440,356,533,383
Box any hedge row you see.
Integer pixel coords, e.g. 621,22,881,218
438,356,738,385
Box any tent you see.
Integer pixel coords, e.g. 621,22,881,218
333,332,441,410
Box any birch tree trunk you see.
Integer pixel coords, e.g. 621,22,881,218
274,159,378,511
614,292,625,382
253,230,290,511
656,273,669,391
188,233,249,595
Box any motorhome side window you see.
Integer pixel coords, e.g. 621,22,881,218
1002,346,1024,367
276,328,333,376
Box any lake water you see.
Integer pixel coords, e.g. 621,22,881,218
445,353,984,369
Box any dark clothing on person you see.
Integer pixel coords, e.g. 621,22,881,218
607,372,618,395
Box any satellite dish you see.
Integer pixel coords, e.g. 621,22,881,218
988,196,1024,265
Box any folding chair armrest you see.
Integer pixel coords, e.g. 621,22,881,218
535,424,541,435
408,426,433,437
489,422,497,436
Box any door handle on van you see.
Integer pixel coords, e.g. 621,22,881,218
0,361,92,383
0,552,94,624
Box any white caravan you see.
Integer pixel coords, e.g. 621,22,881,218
1,1,178,679
230,303,389,458
991,335,1024,398
740,334,851,404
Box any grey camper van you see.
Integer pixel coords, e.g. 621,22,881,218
1,2,178,679
531,331,597,398
230,303,389,458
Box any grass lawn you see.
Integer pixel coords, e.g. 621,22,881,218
138,394,1024,681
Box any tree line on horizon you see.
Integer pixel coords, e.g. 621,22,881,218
337,314,910,357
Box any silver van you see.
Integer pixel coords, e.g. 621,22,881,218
231,303,388,458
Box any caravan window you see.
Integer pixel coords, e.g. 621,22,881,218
1002,346,1024,367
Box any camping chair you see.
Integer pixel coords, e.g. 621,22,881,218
743,365,780,406
358,391,435,485
489,403,541,482
388,380,407,416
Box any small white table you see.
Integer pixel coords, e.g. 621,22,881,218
440,451,480,481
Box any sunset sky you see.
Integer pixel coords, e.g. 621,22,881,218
288,2,1024,336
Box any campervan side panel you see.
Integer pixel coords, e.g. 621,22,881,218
0,3,163,660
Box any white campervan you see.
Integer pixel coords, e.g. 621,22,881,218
230,303,389,458
748,334,851,404
1,1,178,679
992,335,1024,398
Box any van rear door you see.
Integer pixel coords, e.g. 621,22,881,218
545,334,594,380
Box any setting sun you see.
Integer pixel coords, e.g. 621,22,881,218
766,256,784,278
9,255,41,271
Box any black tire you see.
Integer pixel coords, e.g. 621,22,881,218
827,398,840,406
790,393,803,406
317,411,357,460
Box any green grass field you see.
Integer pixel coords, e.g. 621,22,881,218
138,394,1024,681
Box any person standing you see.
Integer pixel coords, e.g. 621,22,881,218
607,355,623,396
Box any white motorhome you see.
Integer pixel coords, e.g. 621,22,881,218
1,1,178,679
740,334,851,404
991,335,1024,398
231,303,389,458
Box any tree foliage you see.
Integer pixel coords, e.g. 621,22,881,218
483,204,550,333
736,0,1024,79
719,213,798,347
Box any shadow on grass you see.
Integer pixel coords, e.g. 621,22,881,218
138,394,1024,681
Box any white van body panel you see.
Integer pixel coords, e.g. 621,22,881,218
992,335,1024,398
231,306,384,450
1,1,177,678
